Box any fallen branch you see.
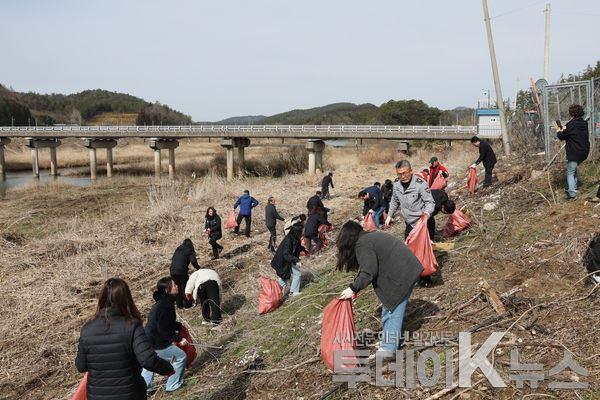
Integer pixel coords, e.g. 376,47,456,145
245,356,320,374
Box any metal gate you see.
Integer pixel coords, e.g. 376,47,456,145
542,80,595,161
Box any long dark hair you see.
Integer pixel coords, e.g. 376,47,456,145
177,238,195,254
335,220,364,272
153,276,173,301
205,206,217,219
93,277,142,324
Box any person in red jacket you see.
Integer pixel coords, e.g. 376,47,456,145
428,157,449,187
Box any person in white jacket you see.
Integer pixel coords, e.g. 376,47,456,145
184,269,222,324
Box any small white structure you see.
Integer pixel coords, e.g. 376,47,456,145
476,108,501,137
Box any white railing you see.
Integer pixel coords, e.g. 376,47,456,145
0,124,478,133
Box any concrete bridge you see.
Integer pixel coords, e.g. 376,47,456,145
0,124,498,181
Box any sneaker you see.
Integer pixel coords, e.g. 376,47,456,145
565,195,576,201
592,274,600,285
291,291,302,297
590,196,600,203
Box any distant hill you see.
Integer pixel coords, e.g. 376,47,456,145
259,102,379,125
0,87,192,126
216,115,267,125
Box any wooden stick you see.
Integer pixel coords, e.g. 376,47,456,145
479,280,507,315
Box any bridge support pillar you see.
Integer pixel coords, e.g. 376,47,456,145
25,138,62,178
149,139,179,180
397,141,411,155
306,140,325,175
0,138,10,181
84,139,118,180
221,138,249,181
106,148,114,178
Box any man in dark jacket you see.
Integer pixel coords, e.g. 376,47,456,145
265,196,285,252
321,172,334,199
304,208,332,253
381,179,394,212
430,189,456,240
76,310,173,400
307,191,329,221
271,225,306,296
557,104,590,200
170,239,200,308
233,189,259,237
358,185,384,228
470,136,497,187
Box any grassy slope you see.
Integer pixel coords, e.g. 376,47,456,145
0,146,599,400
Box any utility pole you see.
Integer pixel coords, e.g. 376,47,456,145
482,0,511,155
543,3,551,81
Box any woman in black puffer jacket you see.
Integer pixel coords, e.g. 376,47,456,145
204,207,223,259
75,278,173,400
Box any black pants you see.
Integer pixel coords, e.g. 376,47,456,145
197,280,222,324
171,273,191,309
234,214,252,237
306,235,321,253
209,238,223,258
483,164,495,186
267,226,277,251
321,188,330,200
404,216,436,240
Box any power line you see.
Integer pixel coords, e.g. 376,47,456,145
490,0,547,19
553,11,600,17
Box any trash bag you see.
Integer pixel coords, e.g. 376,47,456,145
71,373,87,400
362,213,377,232
177,326,197,368
258,277,283,314
405,214,438,277
224,210,238,229
320,299,358,371
300,236,310,256
443,208,471,237
430,173,448,190
467,167,478,194
318,224,334,248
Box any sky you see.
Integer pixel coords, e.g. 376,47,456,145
1,0,599,121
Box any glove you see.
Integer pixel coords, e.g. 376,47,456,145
185,293,192,301
339,287,355,299
423,211,430,218
179,338,188,346
384,215,392,227
470,163,476,169
368,209,373,214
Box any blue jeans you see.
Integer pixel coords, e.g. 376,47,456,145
142,344,186,392
566,161,579,198
372,206,385,228
380,285,414,352
278,263,302,294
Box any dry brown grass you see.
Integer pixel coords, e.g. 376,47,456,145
2,144,598,400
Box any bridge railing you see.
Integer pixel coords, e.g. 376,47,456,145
0,124,478,133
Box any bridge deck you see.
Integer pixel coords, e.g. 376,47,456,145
0,125,497,140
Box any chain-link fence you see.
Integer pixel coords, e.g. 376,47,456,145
542,80,595,161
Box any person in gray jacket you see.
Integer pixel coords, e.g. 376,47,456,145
265,196,285,252
337,221,423,352
385,160,435,238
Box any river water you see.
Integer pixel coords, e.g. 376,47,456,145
0,171,92,197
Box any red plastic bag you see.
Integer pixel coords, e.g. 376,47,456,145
177,326,197,368
405,215,438,277
224,210,238,229
320,299,358,371
467,167,478,194
415,171,429,183
300,236,310,256
443,208,471,237
362,213,377,232
430,173,448,190
318,224,333,248
258,277,283,314
71,373,87,400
